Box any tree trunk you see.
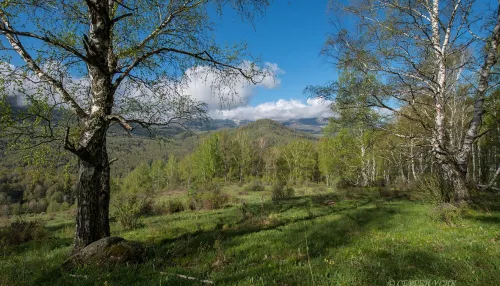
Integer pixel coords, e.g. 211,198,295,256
456,4,500,186
74,123,111,251
72,0,114,251
441,162,469,204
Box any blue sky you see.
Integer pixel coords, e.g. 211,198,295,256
1,0,337,121
4,0,496,121
212,0,335,106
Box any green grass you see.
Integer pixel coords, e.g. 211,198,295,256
1,186,500,285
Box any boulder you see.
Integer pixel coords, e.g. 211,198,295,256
63,237,145,268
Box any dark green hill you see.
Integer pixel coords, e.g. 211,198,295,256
238,119,316,145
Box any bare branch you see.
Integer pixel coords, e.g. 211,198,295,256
114,48,258,89
0,10,88,119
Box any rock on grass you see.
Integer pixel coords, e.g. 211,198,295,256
62,237,145,268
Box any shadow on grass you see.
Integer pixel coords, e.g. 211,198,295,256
468,214,500,224
148,192,406,284
45,221,74,232
7,189,475,285
215,202,408,284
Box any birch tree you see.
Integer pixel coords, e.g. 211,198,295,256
0,0,270,251
317,0,500,204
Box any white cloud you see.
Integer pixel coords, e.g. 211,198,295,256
181,62,283,110
3,60,331,123
211,98,334,121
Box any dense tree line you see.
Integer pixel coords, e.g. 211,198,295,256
118,91,500,195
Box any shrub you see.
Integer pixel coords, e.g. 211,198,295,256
0,216,47,245
187,184,231,211
271,181,294,203
152,200,167,215
9,203,22,216
113,195,150,230
245,181,265,192
316,185,327,193
336,178,355,189
371,178,386,187
166,199,185,214
0,204,9,217
25,199,48,214
416,174,450,204
238,201,252,221
60,202,71,211
46,201,61,213
433,203,464,226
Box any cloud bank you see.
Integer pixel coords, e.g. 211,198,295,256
2,60,333,122
182,62,283,110
180,63,333,121
210,98,334,121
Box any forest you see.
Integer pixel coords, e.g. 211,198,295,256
1,0,500,285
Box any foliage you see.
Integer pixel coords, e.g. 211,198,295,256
416,174,451,205
245,181,265,192
0,216,47,246
122,163,153,195
113,195,151,230
432,203,464,226
271,181,295,203
187,182,231,211
166,199,186,214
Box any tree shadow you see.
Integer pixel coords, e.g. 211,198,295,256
154,193,378,254
13,189,478,285
45,221,74,232
145,191,405,284
467,214,500,224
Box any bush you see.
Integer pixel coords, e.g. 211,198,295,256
60,202,71,211
336,178,355,189
46,201,61,213
245,181,265,192
271,181,294,203
416,174,450,204
371,178,386,187
187,183,231,211
25,199,48,214
9,203,22,216
316,185,327,193
433,203,464,226
166,199,185,214
114,195,150,230
0,216,47,245
0,204,9,217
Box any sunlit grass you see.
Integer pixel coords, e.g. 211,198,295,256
1,186,499,285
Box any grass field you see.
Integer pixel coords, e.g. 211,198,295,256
1,186,500,285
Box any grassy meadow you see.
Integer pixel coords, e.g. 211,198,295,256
1,186,500,286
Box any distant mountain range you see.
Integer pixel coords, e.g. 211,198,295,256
200,117,329,135
4,96,330,136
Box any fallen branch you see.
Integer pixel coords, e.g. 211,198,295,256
68,274,88,279
160,272,214,285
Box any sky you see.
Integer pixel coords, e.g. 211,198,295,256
1,0,336,122
3,0,499,122
198,0,337,121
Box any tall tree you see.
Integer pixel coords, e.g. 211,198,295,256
314,0,500,204
0,0,270,251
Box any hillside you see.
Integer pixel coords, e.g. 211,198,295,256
107,119,316,176
0,119,316,205
238,119,316,144
194,118,329,135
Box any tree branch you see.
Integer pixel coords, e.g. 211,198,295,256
0,27,88,62
114,48,257,89
0,11,88,119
